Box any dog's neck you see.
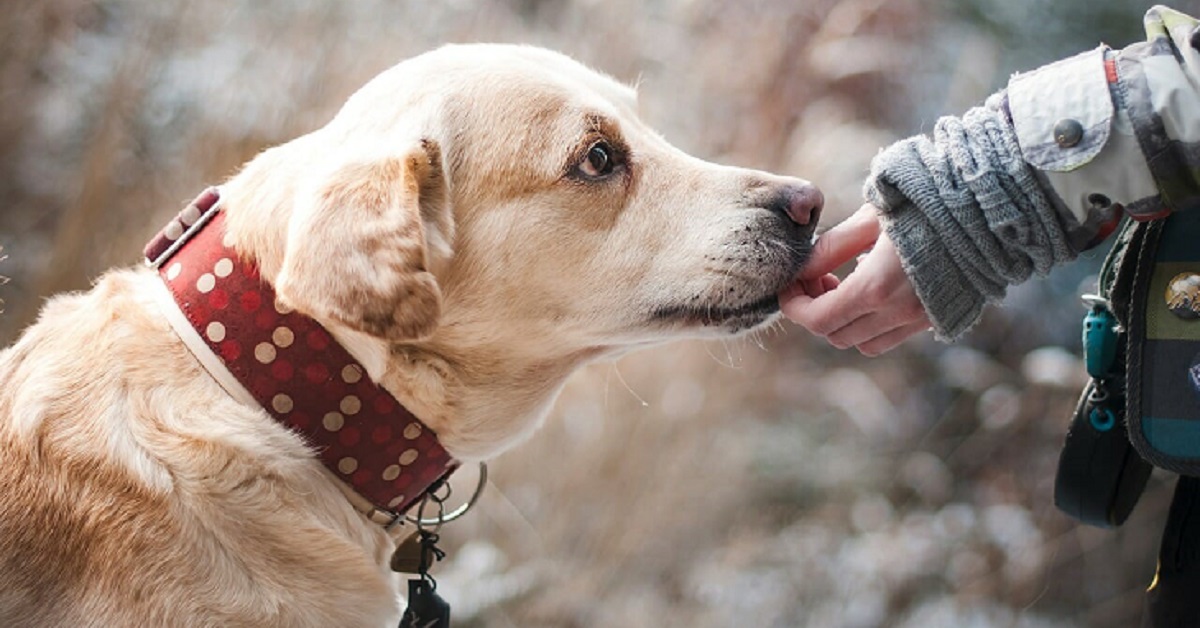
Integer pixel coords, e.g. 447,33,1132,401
146,190,458,522
216,154,609,462
401,335,604,459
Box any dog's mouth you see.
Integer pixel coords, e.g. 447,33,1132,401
649,292,782,332
643,216,814,334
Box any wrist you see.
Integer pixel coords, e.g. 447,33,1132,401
878,204,988,341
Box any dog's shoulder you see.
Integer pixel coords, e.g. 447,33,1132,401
0,269,400,626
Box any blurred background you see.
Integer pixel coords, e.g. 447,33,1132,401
2,0,1197,625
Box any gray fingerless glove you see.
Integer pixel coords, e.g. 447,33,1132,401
864,93,1077,340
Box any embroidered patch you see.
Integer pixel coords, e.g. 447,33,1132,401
1166,272,1200,320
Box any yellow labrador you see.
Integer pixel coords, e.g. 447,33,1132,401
0,44,820,627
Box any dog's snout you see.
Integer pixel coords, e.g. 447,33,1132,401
771,183,824,227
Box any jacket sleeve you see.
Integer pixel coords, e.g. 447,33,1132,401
1014,5,1200,225
864,5,1200,340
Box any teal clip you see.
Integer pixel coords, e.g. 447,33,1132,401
1089,406,1116,432
1082,294,1119,379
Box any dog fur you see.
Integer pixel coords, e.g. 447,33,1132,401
0,44,820,626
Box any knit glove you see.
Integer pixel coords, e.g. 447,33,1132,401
863,92,1077,340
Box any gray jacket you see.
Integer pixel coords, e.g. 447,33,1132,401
867,5,1200,339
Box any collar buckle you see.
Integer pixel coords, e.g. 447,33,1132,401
404,463,488,528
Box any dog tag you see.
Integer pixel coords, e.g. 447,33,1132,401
390,535,425,574
399,579,450,628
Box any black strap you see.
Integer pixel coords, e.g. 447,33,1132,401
1101,216,1148,327
1144,477,1200,627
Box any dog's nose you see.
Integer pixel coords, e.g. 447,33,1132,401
771,183,824,227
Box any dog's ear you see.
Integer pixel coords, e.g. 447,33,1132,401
276,139,452,342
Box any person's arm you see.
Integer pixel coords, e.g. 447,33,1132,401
783,6,1200,351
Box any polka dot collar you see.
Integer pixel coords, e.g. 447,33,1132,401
145,188,456,526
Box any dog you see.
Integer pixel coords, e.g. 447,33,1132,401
0,44,821,626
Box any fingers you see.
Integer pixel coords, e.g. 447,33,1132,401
780,276,876,336
824,308,931,349
799,203,882,280
782,274,840,300
807,274,840,297
784,238,898,335
782,226,932,355
778,202,878,306
822,282,928,349
856,321,931,356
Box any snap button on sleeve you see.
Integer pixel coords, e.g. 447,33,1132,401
1054,118,1084,148
1008,47,1110,171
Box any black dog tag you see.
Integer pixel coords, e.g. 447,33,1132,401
399,579,450,628
390,535,425,574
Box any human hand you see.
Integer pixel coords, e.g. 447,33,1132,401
780,203,931,356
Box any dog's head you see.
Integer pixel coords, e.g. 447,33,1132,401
260,44,818,344
224,44,820,454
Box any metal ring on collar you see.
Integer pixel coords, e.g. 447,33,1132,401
405,462,488,526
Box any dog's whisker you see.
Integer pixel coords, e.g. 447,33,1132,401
747,327,768,352
610,361,649,407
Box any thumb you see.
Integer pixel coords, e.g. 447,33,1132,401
800,203,882,280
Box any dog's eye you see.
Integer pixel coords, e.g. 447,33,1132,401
579,141,615,178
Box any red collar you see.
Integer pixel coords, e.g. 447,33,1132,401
144,188,456,524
